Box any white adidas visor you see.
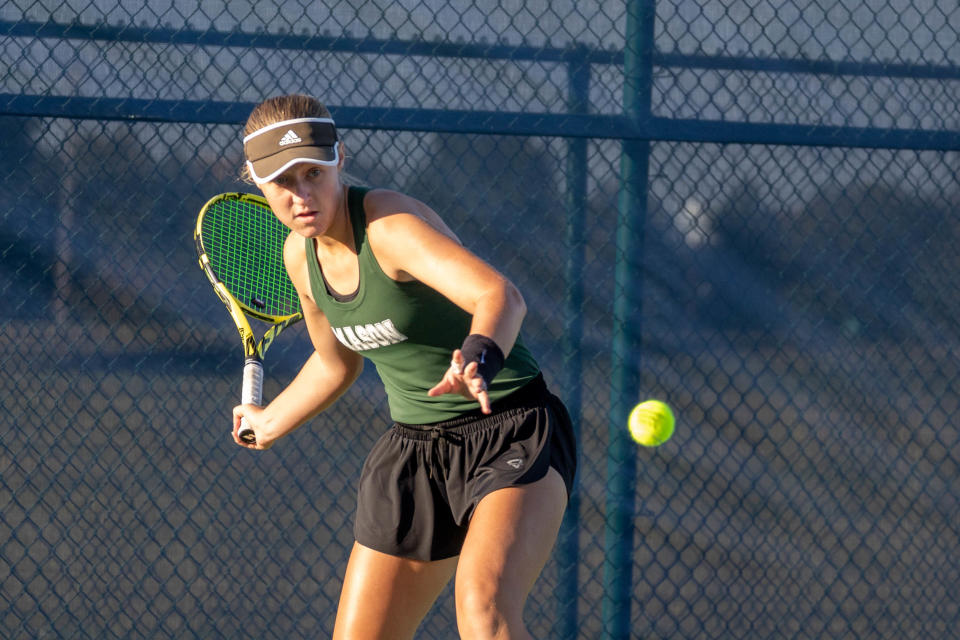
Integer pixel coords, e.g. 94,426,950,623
243,117,340,184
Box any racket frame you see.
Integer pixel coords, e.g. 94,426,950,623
194,192,303,443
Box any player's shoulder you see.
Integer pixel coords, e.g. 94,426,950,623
361,188,458,242
282,228,306,264
361,188,427,224
282,229,312,296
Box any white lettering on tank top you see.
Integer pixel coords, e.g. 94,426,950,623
332,319,408,351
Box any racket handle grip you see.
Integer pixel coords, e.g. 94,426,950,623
239,359,264,444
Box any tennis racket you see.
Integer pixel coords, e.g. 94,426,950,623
194,192,302,444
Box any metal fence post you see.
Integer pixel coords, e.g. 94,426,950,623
555,45,591,640
602,1,655,638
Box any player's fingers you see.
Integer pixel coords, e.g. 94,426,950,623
430,363,457,395
430,352,470,396
458,362,491,411
231,406,244,439
462,362,484,392
462,360,479,378
477,389,491,414
448,350,465,376
231,406,260,448
428,374,458,397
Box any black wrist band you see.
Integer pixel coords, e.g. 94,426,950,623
459,334,505,388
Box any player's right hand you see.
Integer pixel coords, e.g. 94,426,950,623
231,405,275,450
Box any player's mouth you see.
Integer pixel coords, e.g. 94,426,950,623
293,210,319,220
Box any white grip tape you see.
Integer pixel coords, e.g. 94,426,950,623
239,360,264,440
242,360,264,406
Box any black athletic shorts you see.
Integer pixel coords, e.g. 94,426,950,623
354,373,577,561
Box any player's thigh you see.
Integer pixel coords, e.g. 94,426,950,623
455,468,568,618
334,542,458,640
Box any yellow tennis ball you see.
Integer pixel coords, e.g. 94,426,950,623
628,400,675,447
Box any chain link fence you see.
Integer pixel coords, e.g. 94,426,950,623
2,1,960,638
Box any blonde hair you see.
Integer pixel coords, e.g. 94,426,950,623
243,94,333,137
240,94,353,184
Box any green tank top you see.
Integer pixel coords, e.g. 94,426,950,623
305,186,540,424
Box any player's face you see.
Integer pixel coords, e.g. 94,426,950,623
259,159,344,238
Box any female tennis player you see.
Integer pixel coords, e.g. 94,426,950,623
231,94,577,639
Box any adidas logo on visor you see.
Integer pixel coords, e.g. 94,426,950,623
278,130,302,146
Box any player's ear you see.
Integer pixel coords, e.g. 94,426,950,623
337,141,347,171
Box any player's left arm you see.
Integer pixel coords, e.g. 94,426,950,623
366,190,526,354
364,190,527,411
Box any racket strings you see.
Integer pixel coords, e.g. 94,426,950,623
201,198,300,318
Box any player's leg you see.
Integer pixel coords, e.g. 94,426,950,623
333,541,458,640
453,468,568,640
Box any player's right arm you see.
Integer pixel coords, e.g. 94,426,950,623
232,233,363,449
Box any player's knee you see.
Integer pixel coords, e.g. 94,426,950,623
455,581,526,640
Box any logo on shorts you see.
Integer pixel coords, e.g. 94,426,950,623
505,458,524,469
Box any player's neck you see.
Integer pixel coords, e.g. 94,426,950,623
315,185,354,255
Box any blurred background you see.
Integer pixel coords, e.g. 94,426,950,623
2,1,959,638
